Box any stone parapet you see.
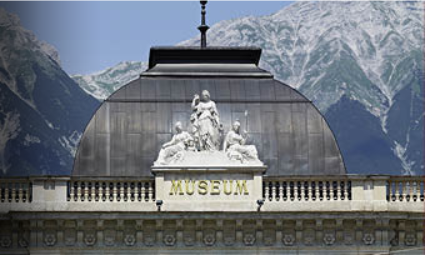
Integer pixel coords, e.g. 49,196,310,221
0,175,423,213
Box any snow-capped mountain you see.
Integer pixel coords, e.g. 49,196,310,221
73,1,423,175
182,1,423,117
0,8,99,176
72,61,148,100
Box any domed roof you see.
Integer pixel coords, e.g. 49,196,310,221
72,47,345,177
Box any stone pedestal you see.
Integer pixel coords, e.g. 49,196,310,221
152,166,266,212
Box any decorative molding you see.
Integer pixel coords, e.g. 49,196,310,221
84,233,96,246
0,217,423,252
243,233,256,246
0,236,11,248
282,234,295,246
163,234,176,246
362,233,375,245
44,233,57,246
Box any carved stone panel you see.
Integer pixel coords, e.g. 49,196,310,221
153,167,264,212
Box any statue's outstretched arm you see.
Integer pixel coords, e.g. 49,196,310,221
162,135,175,148
191,94,200,109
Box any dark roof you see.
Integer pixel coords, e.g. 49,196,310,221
145,46,271,78
72,47,346,177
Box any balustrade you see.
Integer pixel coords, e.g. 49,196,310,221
0,176,423,213
0,179,32,203
67,179,155,202
387,177,424,202
262,178,351,202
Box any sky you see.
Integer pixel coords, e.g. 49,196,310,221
0,1,293,75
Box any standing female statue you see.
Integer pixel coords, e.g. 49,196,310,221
191,90,221,151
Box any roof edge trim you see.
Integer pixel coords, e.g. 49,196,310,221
148,46,262,69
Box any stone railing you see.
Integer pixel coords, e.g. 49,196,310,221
263,177,352,202
261,175,424,213
0,178,32,203
387,176,424,202
67,178,155,202
0,175,423,214
0,176,156,213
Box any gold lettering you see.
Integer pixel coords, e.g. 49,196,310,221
198,180,208,195
223,180,233,195
234,180,249,195
185,179,195,195
169,180,184,195
210,180,220,195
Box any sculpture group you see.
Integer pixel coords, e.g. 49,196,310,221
154,90,260,165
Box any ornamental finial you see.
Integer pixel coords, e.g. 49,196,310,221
198,1,209,48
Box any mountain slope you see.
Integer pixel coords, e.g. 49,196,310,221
72,61,147,100
0,8,99,176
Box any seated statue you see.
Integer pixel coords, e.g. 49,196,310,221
154,122,194,165
223,120,259,163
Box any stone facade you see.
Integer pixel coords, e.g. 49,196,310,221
0,175,424,254
0,214,423,254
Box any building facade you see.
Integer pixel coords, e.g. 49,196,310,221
0,46,424,255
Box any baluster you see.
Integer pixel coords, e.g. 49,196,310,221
88,182,93,202
394,181,400,202
69,182,74,201
105,183,111,201
289,181,294,201
312,181,317,201
84,182,89,201
148,182,153,201
347,180,352,200
298,181,305,201
97,182,101,202
76,182,82,201
389,180,394,201
272,181,277,201
408,181,413,202
339,181,343,200
21,184,26,202
307,181,312,201
401,181,407,201
279,181,284,202
11,184,16,202
331,181,336,200
412,181,417,201
91,182,96,202
5,184,9,202
18,183,23,202
126,182,131,202
264,181,269,201
120,182,125,202
137,182,141,201
141,182,146,201
130,182,135,202
113,182,118,202
326,181,331,200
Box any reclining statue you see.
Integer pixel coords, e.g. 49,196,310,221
154,121,194,165
223,120,259,163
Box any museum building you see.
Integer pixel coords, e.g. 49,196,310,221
0,2,424,254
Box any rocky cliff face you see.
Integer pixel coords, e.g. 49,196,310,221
0,8,99,176
72,61,147,100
